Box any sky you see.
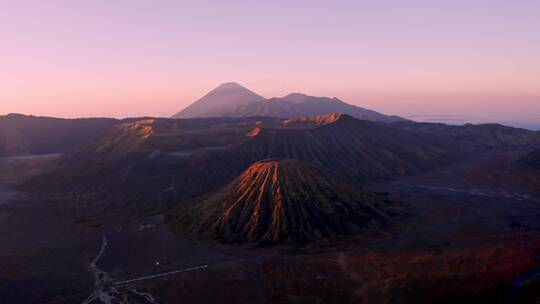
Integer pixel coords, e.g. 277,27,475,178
1,0,539,128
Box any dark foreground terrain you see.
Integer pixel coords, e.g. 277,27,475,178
1,112,540,303
1,145,540,303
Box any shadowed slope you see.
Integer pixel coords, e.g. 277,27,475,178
517,148,540,170
171,159,397,245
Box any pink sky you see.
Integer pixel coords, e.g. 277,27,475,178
1,1,539,127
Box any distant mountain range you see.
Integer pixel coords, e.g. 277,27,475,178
0,114,128,157
172,82,405,123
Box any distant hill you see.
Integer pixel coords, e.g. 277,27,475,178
172,82,405,123
246,93,405,122
392,121,540,148
0,114,126,157
171,82,266,119
170,159,399,245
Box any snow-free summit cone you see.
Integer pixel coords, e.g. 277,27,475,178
171,82,265,118
170,159,400,245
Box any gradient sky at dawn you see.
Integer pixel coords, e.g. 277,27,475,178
1,1,539,128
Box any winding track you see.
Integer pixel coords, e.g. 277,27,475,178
82,235,176,304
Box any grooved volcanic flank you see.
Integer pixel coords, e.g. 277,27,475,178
171,159,396,245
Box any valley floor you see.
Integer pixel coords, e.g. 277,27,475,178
1,147,540,303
